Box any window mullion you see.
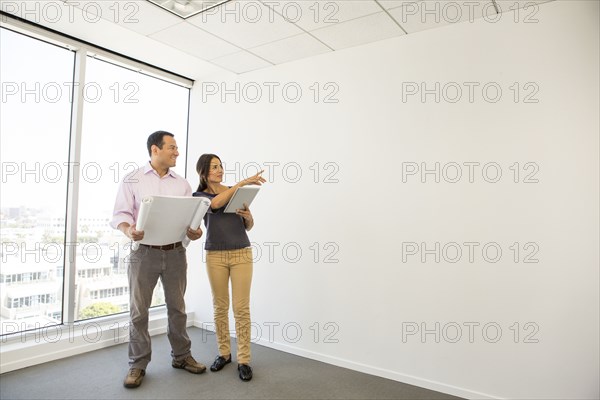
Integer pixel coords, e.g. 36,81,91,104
63,49,87,325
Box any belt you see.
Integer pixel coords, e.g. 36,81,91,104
141,242,183,251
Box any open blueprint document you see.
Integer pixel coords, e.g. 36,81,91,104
131,195,211,249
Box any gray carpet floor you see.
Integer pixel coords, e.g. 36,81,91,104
0,327,464,400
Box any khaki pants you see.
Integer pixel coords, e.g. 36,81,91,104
206,248,253,364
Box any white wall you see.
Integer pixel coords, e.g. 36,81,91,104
185,1,599,399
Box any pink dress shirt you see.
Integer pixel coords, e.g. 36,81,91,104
110,161,192,230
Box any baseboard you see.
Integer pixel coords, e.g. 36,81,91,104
191,320,501,400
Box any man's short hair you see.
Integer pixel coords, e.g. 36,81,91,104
147,131,174,156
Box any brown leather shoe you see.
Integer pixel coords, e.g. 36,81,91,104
123,368,145,388
172,355,207,374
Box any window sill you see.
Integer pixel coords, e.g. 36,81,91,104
0,308,194,373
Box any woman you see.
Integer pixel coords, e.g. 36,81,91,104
193,153,265,382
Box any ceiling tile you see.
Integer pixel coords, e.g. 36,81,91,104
494,0,555,14
65,0,181,36
187,0,303,48
149,22,240,60
250,33,332,65
263,0,383,32
310,11,404,50
377,0,424,11
388,1,498,34
210,50,272,74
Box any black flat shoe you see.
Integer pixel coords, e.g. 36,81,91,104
210,355,231,372
238,364,252,381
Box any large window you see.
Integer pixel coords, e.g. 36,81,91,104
1,28,74,333
75,57,189,321
0,26,191,334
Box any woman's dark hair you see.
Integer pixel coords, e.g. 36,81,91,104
196,153,221,192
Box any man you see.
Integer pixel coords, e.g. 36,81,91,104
111,131,205,388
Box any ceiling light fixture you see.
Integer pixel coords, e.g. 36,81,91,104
146,0,232,19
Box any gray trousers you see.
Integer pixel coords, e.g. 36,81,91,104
127,245,191,369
